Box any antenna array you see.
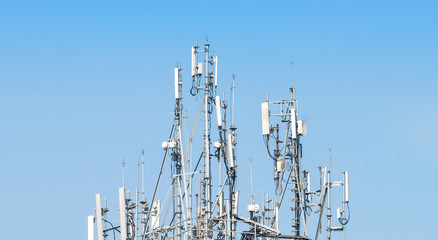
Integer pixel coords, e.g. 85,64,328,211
88,42,351,240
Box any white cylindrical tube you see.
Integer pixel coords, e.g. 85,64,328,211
215,95,222,128
345,171,349,202
227,133,234,168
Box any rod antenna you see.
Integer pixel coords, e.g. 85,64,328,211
122,158,126,187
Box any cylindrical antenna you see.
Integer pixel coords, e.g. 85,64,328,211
122,158,125,187
250,159,254,204
142,149,145,200
231,74,236,127
214,56,218,87
291,62,293,88
215,95,222,128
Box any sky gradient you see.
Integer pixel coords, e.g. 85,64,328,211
1,1,437,239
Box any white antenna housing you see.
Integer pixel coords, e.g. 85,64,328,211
232,191,239,215
247,204,260,213
191,47,195,77
261,102,270,135
119,187,128,240
174,67,180,99
213,141,221,149
219,191,224,216
291,107,297,139
151,200,161,230
297,120,307,136
95,194,104,240
227,133,234,168
197,63,203,75
345,171,349,203
215,95,222,128
214,56,218,87
88,215,94,240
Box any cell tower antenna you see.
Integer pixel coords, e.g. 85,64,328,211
122,158,126,187
250,158,254,204
290,62,295,99
231,73,236,128
328,148,333,170
142,149,145,199
291,62,294,88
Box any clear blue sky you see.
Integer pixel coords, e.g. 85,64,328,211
1,1,437,239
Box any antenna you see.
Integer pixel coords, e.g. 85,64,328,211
88,215,94,240
142,149,145,200
215,95,222,128
191,47,196,77
231,74,236,128
291,62,294,88
261,102,270,135
291,107,297,139
250,159,254,204
119,187,128,240
227,133,234,168
344,171,349,203
215,56,218,87
122,158,125,187
329,148,332,170
95,194,104,240
174,67,180,99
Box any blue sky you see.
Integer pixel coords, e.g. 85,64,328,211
0,1,437,239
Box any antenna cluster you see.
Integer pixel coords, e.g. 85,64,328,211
87,42,351,240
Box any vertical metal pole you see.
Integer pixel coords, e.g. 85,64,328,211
203,43,212,239
327,150,332,240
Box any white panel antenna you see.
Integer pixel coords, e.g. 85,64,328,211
214,56,218,87
345,171,349,203
227,133,234,168
215,95,222,128
219,191,224,216
232,191,239,215
88,215,94,240
119,187,128,240
291,107,297,139
191,47,195,77
95,194,104,240
151,200,161,230
174,67,180,99
261,102,270,135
